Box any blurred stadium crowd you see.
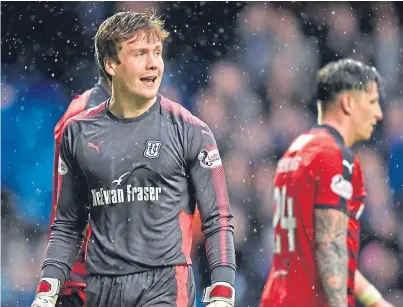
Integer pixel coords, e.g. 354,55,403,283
2,2,403,306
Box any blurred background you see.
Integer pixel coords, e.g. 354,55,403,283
2,1,403,306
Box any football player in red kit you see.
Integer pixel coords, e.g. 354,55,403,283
260,59,394,307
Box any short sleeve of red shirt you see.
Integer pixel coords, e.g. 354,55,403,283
311,145,355,212
349,157,366,219
351,157,366,200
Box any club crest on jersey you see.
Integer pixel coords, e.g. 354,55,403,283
198,148,222,169
330,174,353,200
58,155,68,175
144,140,162,159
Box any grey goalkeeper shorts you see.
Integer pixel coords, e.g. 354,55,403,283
85,265,196,307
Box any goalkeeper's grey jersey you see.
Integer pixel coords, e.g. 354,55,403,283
42,94,236,284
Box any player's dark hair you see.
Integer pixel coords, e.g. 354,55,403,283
316,59,384,112
94,9,169,81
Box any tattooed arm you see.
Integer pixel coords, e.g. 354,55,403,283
315,208,348,307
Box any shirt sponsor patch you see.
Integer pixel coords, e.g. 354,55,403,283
198,148,222,169
330,174,353,200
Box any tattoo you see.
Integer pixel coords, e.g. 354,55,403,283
315,208,348,307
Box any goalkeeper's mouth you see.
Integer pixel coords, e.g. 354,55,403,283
140,76,158,87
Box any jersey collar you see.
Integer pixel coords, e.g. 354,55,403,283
105,94,161,123
315,124,345,146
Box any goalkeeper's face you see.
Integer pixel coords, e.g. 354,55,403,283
107,30,164,101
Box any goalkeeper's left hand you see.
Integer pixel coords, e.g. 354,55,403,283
202,282,235,307
31,278,60,307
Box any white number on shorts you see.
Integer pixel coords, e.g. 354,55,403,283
273,186,297,253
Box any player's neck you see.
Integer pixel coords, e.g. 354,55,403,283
320,118,355,147
109,88,157,119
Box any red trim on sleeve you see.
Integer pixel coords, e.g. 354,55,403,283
206,143,230,265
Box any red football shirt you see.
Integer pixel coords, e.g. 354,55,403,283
261,125,365,307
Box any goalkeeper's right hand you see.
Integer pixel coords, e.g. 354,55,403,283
31,278,60,307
